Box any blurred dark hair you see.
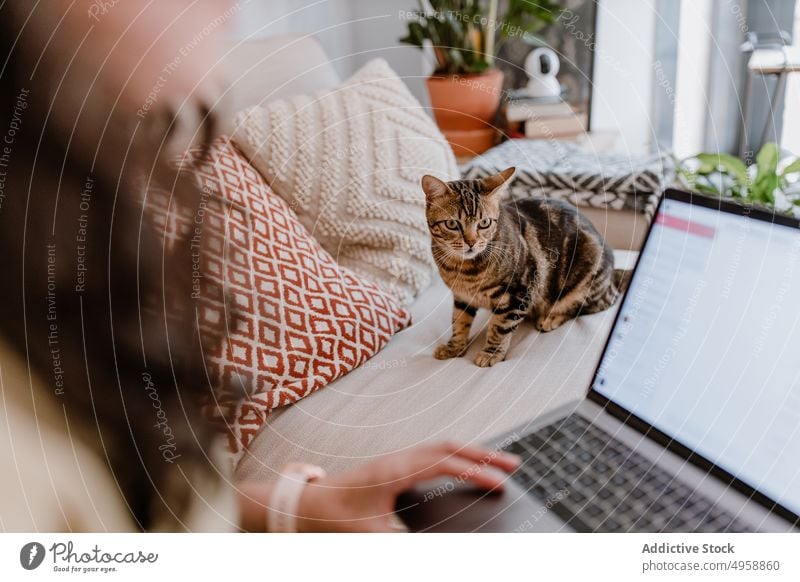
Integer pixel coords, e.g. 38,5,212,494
0,8,224,529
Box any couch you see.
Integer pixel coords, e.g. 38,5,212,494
215,34,635,480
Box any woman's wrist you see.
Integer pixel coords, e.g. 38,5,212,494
237,470,328,532
295,481,325,533
237,481,273,532
266,464,326,532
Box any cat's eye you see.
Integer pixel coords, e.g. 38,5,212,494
477,218,493,229
444,219,460,230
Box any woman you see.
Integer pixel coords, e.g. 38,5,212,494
0,1,519,532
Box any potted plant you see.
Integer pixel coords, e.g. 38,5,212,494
400,0,561,157
676,142,800,213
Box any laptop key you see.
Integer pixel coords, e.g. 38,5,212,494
505,440,528,457
540,425,557,437
552,478,570,491
530,484,548,498
610,474,627,487
527,456,550,474
561,462,580,475
587,436,605,448
564,490,587,506
525,433,549,451
590,459,607,471
616,499,634,514
597,488,615,501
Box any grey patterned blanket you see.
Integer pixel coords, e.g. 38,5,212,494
462,139,673,219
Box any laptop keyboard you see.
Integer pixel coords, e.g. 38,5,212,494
503,413,754,532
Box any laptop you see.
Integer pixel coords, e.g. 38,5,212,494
397,189,800,533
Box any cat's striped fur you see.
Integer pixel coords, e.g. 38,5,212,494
422,167,626,367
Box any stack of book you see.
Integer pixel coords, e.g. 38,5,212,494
503,91,587,140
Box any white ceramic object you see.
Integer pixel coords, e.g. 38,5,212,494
525,47,561,98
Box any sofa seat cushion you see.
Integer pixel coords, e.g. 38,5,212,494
236,264,626,480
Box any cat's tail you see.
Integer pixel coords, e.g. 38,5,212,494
613,269,633,294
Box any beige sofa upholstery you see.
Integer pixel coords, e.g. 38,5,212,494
219,35,633,479
237,275,622,479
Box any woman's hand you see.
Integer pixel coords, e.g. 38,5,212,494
295,442,521,532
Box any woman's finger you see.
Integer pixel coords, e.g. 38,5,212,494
393,453,510,493
436,441,522,472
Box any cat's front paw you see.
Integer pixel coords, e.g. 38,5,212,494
535,314,568,332
474,349,506,367
434,341,467,360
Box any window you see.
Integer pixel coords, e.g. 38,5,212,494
781,6,800,155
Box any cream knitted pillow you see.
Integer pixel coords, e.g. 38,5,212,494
232,59,458,306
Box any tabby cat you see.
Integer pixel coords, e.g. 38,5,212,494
422,167,627,367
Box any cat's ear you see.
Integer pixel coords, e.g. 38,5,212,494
421,175,449,200
481,166,516,197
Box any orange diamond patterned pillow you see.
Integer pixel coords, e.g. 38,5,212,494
148,139,411,463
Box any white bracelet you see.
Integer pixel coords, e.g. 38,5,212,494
267,463,326,533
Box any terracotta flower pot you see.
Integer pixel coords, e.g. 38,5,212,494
426,68,504,157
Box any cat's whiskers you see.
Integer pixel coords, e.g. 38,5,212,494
432,244,464,265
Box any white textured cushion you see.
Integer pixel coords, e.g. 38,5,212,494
232,59,459,306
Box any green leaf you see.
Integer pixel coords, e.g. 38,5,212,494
695,175,724,195
466,58,490,73
756,142,779,178
747,143,780,203
763,174,778,204
503,0,561,37
696,160,716,174
399,21,426,48
781,157,800,176
694,153,749,185
751,172,778,204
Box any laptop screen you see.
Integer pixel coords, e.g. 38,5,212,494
592,192,800,517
